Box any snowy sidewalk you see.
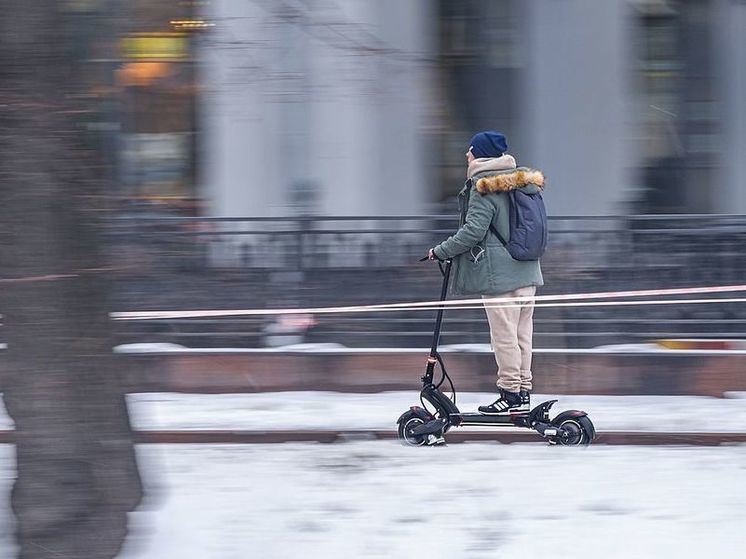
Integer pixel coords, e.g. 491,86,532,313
4,442,745,558
122,391,746,434
2,392,746,434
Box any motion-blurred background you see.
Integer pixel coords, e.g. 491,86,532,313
2,2,746,558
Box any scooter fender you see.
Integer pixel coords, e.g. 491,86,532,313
397,406,434,425
551,409,588,423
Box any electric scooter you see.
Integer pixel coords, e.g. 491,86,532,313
396,258,596,446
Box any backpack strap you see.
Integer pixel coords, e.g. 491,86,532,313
489,223,508,246
488,186,509,246
469,176,508,245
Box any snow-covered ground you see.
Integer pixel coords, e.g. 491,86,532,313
2,392,746,434
2,392,746,556
123,391,746,433
3,442,743,558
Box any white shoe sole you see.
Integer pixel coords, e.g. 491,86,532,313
478,406,529,416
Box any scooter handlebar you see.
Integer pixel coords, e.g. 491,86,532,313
420,250,445,262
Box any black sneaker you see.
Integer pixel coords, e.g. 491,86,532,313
520,390,530,410
478,389,525,415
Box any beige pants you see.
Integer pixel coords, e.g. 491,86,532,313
482,285,536,393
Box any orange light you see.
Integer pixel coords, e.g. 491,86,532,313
116,62,173,87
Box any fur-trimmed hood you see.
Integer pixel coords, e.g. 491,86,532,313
475,168,545,194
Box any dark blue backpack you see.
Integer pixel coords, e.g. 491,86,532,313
489,189,548,261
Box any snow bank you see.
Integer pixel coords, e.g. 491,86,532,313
125,392,746,434
3,391,746,434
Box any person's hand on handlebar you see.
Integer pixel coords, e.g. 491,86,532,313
420,248,443,262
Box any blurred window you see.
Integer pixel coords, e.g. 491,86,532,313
115,1,200,214
638,7,682,161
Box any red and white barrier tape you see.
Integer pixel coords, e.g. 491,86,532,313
110,284,746,320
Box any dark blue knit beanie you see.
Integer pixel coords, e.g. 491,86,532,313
468,131,507,158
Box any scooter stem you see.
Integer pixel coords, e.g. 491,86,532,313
429,259,452,358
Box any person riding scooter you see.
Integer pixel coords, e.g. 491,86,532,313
429,131,545,415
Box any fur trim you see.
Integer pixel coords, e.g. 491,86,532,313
475,168,545,194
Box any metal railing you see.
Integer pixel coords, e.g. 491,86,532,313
106,213,746,349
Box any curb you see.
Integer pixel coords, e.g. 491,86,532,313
3,430,745,446
134,430,746,445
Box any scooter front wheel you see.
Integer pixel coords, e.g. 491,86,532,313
397,411,428,446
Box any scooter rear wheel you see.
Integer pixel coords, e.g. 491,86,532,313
397,412,428,446
555,415,595,446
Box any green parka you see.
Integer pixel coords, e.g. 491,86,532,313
433,167,545,296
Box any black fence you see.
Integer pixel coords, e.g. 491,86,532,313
106,213,746,349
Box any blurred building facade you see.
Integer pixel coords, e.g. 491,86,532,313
119,0,746,217
199,0,435,217
53,0,746,348
436,0,746,216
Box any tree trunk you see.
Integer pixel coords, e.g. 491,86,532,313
0,2,142,557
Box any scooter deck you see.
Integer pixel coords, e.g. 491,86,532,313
454,411,530,427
